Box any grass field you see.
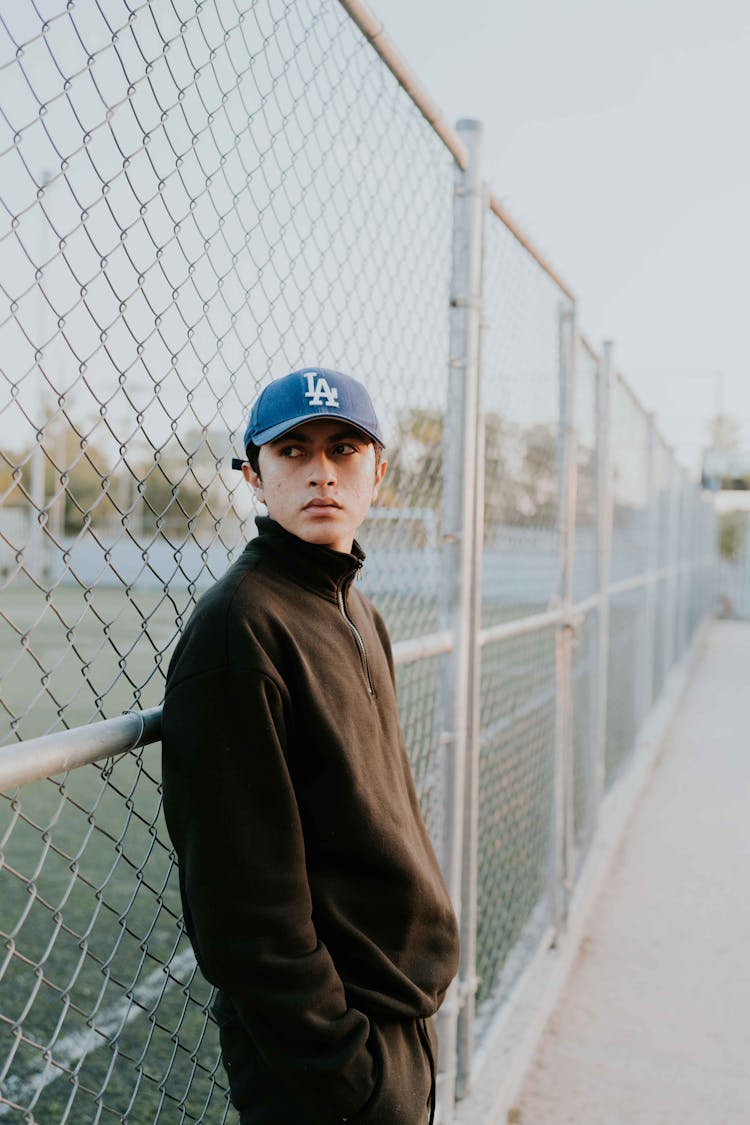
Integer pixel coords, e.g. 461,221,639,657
1,581,193,745
0,749,232,1122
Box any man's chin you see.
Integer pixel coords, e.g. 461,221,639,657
286,518,354,554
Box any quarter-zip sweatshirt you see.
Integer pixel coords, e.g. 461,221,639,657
161,517,459,1121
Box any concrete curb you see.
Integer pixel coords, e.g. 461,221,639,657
453,617,713,1125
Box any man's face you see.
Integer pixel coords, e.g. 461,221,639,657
242,418,387,553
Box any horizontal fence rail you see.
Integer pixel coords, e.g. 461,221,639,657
0,1,717,1122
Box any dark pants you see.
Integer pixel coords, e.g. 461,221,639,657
221,1015,436,1125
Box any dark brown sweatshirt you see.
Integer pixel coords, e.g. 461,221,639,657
161,517,459,1121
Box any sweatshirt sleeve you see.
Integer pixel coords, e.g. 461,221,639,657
161,662,376,1119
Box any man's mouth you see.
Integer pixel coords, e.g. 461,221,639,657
303,498,341,510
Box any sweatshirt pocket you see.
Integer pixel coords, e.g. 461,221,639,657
342,1027,382,1122
216,1011,260,1113
349,1019,431,1125
213,993,378,1124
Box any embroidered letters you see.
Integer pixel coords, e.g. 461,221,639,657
304,372,340,408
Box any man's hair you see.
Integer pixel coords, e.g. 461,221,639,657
246,438,383,482
245,441,261,476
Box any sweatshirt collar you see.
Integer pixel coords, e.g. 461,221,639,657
249,516,365,599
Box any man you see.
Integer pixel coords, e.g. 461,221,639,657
161,368,459,1124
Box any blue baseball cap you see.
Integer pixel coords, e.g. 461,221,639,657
232,368,384,468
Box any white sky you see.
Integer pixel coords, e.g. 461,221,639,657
370,0,750,473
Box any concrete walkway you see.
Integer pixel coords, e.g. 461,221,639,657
511,620,750,1125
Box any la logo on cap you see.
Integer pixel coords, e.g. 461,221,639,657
304,371,340,408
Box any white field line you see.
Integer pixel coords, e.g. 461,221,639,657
0,947,197,1116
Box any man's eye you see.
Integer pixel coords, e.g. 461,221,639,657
333,443,357,455
279,445,303,457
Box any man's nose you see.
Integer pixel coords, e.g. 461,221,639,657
307,451,336,485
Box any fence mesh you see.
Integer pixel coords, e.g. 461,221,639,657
606,587,647,784
609,375,650,585
479,212,568,627
475,627,556,1009
0,1,718,1120
651,434,673,701
572,340,598,602
571,605,597,854
1,755,226,1123
0,0,454,744
675,477,693,660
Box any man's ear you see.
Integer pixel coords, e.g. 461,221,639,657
371,458,387,504
242,461,265,504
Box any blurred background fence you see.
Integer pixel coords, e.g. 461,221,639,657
0,0,717,1121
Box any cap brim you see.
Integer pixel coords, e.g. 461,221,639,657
252,413,384,447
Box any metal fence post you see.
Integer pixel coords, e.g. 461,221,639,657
436,117,484,1120
685,486,697,639
640,414,658,722
455,180,488,1101
594,341,614,811
676,470,689,654
550,302,577,933
668,467,684,667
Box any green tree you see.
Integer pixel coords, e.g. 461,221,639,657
511,422,559,527
718,510,746,562
378,408,444,511
380,407,523,533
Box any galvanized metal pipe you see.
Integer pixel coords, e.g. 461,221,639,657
607,565,682,598
549,302,578,934
479,606,567,647
665,465,682,670
435,116,484,1119
0,708,162,792
594,341,614,812
488,194,575,303
334,0,469,170
392,630,454,664
455,179,489,1099
562,310,579,896
641,414,659,723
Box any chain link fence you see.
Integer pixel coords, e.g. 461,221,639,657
0,1,718,1121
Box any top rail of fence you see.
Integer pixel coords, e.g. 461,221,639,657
336,0,469,168
487,193,575,302
337,0,576,303
580,332,599,361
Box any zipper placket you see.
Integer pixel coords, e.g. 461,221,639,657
337,570,375,696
